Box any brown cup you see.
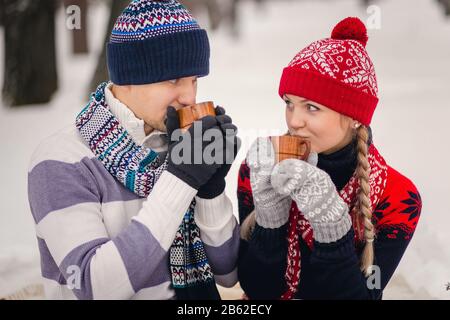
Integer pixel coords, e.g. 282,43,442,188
270,135,311,163
177,101,216,131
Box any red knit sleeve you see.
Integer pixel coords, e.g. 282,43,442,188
373,166,422,240
301,165,423,300
237,160,255,223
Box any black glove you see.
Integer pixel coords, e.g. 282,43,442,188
165,106,181,149
165,106,223,190
197,106,241,199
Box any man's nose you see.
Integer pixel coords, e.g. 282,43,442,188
177,81,196,107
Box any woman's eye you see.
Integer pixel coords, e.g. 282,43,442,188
307,104,319,112
285,100,293,109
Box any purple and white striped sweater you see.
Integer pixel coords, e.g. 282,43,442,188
27,86,239,299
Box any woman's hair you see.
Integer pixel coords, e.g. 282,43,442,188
240,210,256,241
355,125,375,276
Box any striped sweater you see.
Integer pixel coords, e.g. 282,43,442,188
27,85,239,300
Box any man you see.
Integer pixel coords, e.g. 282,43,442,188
27,0,239,300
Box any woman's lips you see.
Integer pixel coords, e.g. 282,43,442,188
289,131,310,139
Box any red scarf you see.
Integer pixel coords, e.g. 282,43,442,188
281,144,388,299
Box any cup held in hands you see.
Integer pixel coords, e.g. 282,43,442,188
270,135,311,163
177,101,216,131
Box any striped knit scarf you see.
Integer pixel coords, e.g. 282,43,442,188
75,82,220,300
281,144,388,299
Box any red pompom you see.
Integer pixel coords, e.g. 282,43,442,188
331,17,368,47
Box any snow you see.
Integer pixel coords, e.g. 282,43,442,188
1,0,449,299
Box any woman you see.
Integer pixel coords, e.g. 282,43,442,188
237,17,421,300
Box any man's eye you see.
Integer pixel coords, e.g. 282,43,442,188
169,79,177,84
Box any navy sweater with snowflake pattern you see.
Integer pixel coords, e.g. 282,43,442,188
237,139,421,300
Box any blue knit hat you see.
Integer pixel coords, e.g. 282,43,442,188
107,0,210,85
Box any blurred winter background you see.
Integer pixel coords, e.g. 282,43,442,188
1,0,449,300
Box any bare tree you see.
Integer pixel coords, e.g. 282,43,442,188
64,0,89,54
0,0,4,26
2,0,58,106
436,0,450,16
229,0,241,38
89,0,128,92
181,0,245,37
181,0,222,31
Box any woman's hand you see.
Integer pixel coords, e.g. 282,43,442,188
270,158,352,243
246,137,292,229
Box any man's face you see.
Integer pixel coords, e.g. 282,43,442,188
113,76,198,133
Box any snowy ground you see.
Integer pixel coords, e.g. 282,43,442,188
1,0,449,299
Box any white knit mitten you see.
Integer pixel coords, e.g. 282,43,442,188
270,159,352,243
247,137,318,229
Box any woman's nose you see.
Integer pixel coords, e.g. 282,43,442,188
288,108,307,130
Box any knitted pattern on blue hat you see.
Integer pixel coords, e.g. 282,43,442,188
107,0,210,85
110,0,201,43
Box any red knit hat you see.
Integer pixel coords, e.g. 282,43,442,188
278,17,378,126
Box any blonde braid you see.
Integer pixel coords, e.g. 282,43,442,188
355,125,375,276
240,211,256,241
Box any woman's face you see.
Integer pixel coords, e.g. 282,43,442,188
284,94,357,154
